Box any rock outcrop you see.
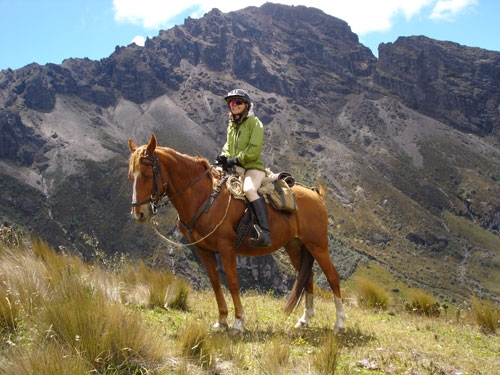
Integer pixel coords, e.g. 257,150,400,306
376,36,500,136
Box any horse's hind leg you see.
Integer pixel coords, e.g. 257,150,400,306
284,240,315,328
194,248,229,330
307,244,346,333
296,289,314,328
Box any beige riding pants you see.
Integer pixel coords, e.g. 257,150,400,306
243,169,266,202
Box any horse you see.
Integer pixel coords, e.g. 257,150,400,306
128,133,345,334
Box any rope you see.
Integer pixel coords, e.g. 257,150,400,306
226,174,246,200
226,172,276,200
151,192,232,247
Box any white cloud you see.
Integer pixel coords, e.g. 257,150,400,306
313,0,436,34
112,0,477,35
131,35,146,46
430,0,478,21
113,0,203,29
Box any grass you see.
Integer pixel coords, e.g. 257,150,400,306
0,238,499,374
0,284,20,333
471,295,499,334
313,332,341,374
355,277,390,310
406,289,442,317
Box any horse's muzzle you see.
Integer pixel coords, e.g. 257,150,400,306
131,204,153,222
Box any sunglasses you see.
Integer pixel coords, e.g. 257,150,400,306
229,99,245,106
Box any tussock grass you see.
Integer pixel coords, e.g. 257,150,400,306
89,259,191,310
257,336,291,374
355,277,390,310
4,342,90,375
0,237,499,374
178,320,213,369
406,289,441,317
42,286,165,372
0,239,169,373
313,332,341,374
0,284,19,333
471,295,499,334
137,262,191,310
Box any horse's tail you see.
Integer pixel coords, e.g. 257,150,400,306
284,247,314,315
316,184,325,198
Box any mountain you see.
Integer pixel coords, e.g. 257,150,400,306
1,3,499,303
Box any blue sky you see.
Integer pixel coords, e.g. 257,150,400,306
1,0,498,71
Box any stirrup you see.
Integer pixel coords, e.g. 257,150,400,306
249,225,271,247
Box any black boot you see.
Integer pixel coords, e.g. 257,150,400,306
249,197,271,247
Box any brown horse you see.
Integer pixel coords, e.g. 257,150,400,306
128,133,345,333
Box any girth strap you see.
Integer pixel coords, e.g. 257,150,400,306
179,175,230,243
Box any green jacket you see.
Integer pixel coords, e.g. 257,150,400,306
221,115,265,171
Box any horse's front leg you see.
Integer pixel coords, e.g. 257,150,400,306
194,248,229,329
218,251,245,334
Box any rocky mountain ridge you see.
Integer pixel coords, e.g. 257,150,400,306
1,3,499,302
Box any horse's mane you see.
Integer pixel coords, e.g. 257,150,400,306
128,145,147,177
188,153,218,189
129,145,217,188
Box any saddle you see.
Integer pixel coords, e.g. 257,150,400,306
225,168,295,203
223,168,297,248
178,167,298,248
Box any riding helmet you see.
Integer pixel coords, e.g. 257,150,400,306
224,89,253,105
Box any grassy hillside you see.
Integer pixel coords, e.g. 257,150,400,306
0,231,498,374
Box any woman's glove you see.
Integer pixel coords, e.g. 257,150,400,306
215,154,227,167
225,157,239,169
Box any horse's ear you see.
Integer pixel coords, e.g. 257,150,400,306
128,139,137,152
146,133,157,155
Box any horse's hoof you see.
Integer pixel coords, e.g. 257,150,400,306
212,322,228,331
229,328,244,337
294,320,308,329
333,326,345,335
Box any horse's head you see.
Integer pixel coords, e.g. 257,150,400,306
128,133,165,222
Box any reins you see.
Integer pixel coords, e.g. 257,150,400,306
132,151,212,215
152,191,232,247
133,150,231,247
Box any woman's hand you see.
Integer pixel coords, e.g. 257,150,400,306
225,157,239,169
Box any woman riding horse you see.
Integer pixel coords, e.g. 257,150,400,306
216,89,271,247
128,132,346,335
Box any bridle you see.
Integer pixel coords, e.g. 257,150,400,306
131,152,168,214
131,150,231,247
131,151,212,215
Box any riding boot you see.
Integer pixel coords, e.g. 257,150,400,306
249,197,271,247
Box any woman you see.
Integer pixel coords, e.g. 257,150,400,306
216,89,271,247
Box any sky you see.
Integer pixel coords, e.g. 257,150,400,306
0,0,498,71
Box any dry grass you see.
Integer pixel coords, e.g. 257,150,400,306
137,261,191,310
178,291,499,375
0,240,169,373
471,295,499,334
0,284,20,333
406,289,442,317
355,277,390,310
0,239,498,374
313,332,341,374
